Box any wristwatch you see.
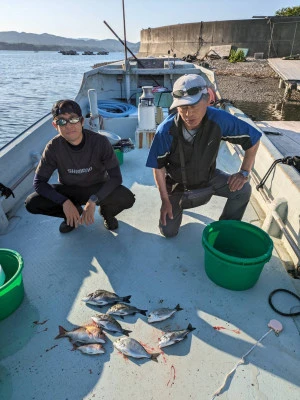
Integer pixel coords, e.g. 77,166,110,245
239,169,250,179
88,194,99,204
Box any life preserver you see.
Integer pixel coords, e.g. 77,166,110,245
207,87,216,104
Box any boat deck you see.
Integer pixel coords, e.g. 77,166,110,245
0,148,300,400
256,121,300,158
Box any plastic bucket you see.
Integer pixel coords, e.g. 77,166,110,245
202,221,273,291
114,149,124,165
0,249,24,320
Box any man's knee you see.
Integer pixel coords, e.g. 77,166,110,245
241,181,251,200
159,226,179,238
122,189,135,209
24,194,38,214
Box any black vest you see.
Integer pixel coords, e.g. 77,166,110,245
166,114,222,188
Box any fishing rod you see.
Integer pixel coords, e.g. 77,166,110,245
103,20,161,87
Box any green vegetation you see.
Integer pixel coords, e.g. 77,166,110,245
229,49,246,63
275,6,300,16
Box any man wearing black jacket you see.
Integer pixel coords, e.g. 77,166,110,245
25,99,135,233
146,74,261,238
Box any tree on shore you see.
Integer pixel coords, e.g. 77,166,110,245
275,6,300,16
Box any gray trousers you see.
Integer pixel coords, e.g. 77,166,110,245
159,169,251,237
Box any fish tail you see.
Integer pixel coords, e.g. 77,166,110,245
123,329,132,336
122,295,131,303
139,310,148,316
187,323,196,332
55,325,67,339
150,353,160,362
175,304,183,312
71,342,79,351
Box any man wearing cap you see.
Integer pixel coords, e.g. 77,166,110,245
25,99,135,233
146,74,261,237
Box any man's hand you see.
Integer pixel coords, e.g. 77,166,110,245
160,198,173,226
80,201,96,226
62,199,81,228
227,172,248,192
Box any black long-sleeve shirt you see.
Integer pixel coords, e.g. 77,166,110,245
34,129,122,204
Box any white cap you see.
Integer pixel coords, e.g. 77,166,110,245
170,74,208,110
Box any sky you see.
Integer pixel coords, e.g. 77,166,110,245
0,0,298,43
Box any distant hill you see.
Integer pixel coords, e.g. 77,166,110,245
0,31,140,53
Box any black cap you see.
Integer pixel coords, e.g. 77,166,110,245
51,99,82,119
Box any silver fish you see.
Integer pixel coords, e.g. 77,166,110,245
72,343,105,355
106,303,147,319
158,323,196,348
148,304,183,323
82,289,131,306
55,324,106,344
113,337,160,362
91,313,132,336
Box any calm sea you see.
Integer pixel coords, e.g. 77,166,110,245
1,51,299,149
0,50,124,148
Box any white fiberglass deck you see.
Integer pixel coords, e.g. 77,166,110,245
0,148,299,400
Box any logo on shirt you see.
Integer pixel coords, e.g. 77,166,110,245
67,167,93,174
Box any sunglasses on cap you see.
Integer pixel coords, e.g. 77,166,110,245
172,86,207,98
54,117,81,126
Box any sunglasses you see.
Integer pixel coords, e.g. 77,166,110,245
172,86,206,98
55,117,81,126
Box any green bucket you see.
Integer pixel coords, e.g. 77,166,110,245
0,249,24,320
202,221,273,291
114,149,123,165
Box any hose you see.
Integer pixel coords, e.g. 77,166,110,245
268,289,300,316
97,100,137,118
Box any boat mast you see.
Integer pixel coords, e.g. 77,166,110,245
122,0,130,102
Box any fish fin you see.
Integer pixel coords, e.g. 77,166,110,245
71,343,79,351
120,315,124,320
150,353,160,362
175,304,183,311
122,295,131,303
140,310,147,316
123,329,132,336
187,323,196,332
55,325,67,339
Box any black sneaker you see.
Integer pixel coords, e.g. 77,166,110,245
103,216,118,230
59,221,75,234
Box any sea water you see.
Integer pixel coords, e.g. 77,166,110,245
1,51,299,149
0,50,124,148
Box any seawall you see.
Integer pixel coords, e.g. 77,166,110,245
138,17,300,59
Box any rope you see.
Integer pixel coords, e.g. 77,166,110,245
268,289,300,316
210,330,273,399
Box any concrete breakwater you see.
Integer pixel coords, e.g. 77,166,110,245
138,17,300,59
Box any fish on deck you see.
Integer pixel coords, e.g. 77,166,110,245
82,289,131,306
113,337,160,362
